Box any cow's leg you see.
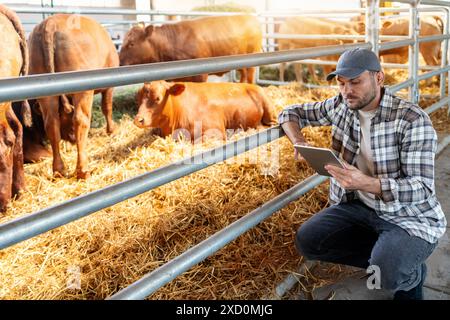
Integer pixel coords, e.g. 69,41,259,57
190,74,208,82
308,65,319,83
202,124,226,141
246,67,256,83
323,65,334,82
0,105,14,212
420,45,440,86
294,63,303,83
239,68,248,83
6,105,25,197
261,96,277,126
73,91,94,179
279,63,286,82
101,88,116,135
420,43,440,66
39,96,66,178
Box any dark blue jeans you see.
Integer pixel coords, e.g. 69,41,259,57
295,200,437,292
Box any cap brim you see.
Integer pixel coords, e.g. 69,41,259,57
326,67,366,81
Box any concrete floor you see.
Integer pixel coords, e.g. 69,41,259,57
307,145,450,300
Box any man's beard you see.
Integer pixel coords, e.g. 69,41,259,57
344,77,378,110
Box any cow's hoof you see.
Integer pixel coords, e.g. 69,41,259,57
106,123,117,135
152,128,163,137
53,171,67,179
53,170,68,179
76,170,91,179
0,202,7,214
12,185,25,198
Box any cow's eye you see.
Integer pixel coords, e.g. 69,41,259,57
129,42,134,47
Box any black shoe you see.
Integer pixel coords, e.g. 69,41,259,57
393,264,427,300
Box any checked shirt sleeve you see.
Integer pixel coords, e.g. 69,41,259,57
379,115,437,205
277,95,339,127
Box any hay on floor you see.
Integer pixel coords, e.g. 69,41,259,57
0,78,447,300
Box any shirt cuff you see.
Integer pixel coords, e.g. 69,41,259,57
380,178,396,203
277,111,300,125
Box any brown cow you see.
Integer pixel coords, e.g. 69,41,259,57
380,16,443,66
119,15,262,83
0,4,28,212
277,17,358,83
28,14,119,179
134,81,276,140
348,15,443,66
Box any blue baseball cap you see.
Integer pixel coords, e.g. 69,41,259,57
326,48,382,81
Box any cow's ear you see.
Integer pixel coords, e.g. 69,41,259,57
136,88,143,103
357,21,365,33
168,84,186,96
434,16,444,33
382,20,393,29
145,25,154,37
136,84,147,102
135,21,145,29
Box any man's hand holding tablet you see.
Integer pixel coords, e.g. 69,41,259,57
293,145,345,177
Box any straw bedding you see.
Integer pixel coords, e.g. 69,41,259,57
0,78,447,300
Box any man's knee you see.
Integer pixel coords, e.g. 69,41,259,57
369,228,436,291
370,256,421,291
295,222,319,259
369,261,401,291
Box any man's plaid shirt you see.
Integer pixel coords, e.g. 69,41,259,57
278,88,446,244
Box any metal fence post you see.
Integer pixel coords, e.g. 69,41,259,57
439,8,449,100
447,10,450,115
409,0,420,104
367,0,380,56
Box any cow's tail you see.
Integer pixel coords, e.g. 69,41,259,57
0,5,32,127
0,5,28,79
42,18,74,114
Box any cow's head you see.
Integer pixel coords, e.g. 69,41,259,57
337,25,360,44
134,80,186,128
352,21,366,35
119,23,157,66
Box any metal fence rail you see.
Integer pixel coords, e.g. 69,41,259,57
0,127,284,250
5,6,246,17
0,43,371,103
258,1,450,103
8,1,450,102
108,174,329,300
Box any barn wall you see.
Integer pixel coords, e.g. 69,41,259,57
3,0,137,40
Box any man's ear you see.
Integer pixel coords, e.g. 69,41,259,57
168,83,186,96
145,25,154,37
377,71,385,85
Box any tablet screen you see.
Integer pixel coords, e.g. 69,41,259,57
294,145,344,176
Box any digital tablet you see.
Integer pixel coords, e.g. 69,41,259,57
294,145,345,177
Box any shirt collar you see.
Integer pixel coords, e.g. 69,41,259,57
376,87,393,122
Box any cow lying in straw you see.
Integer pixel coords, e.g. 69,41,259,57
134,81,277,141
